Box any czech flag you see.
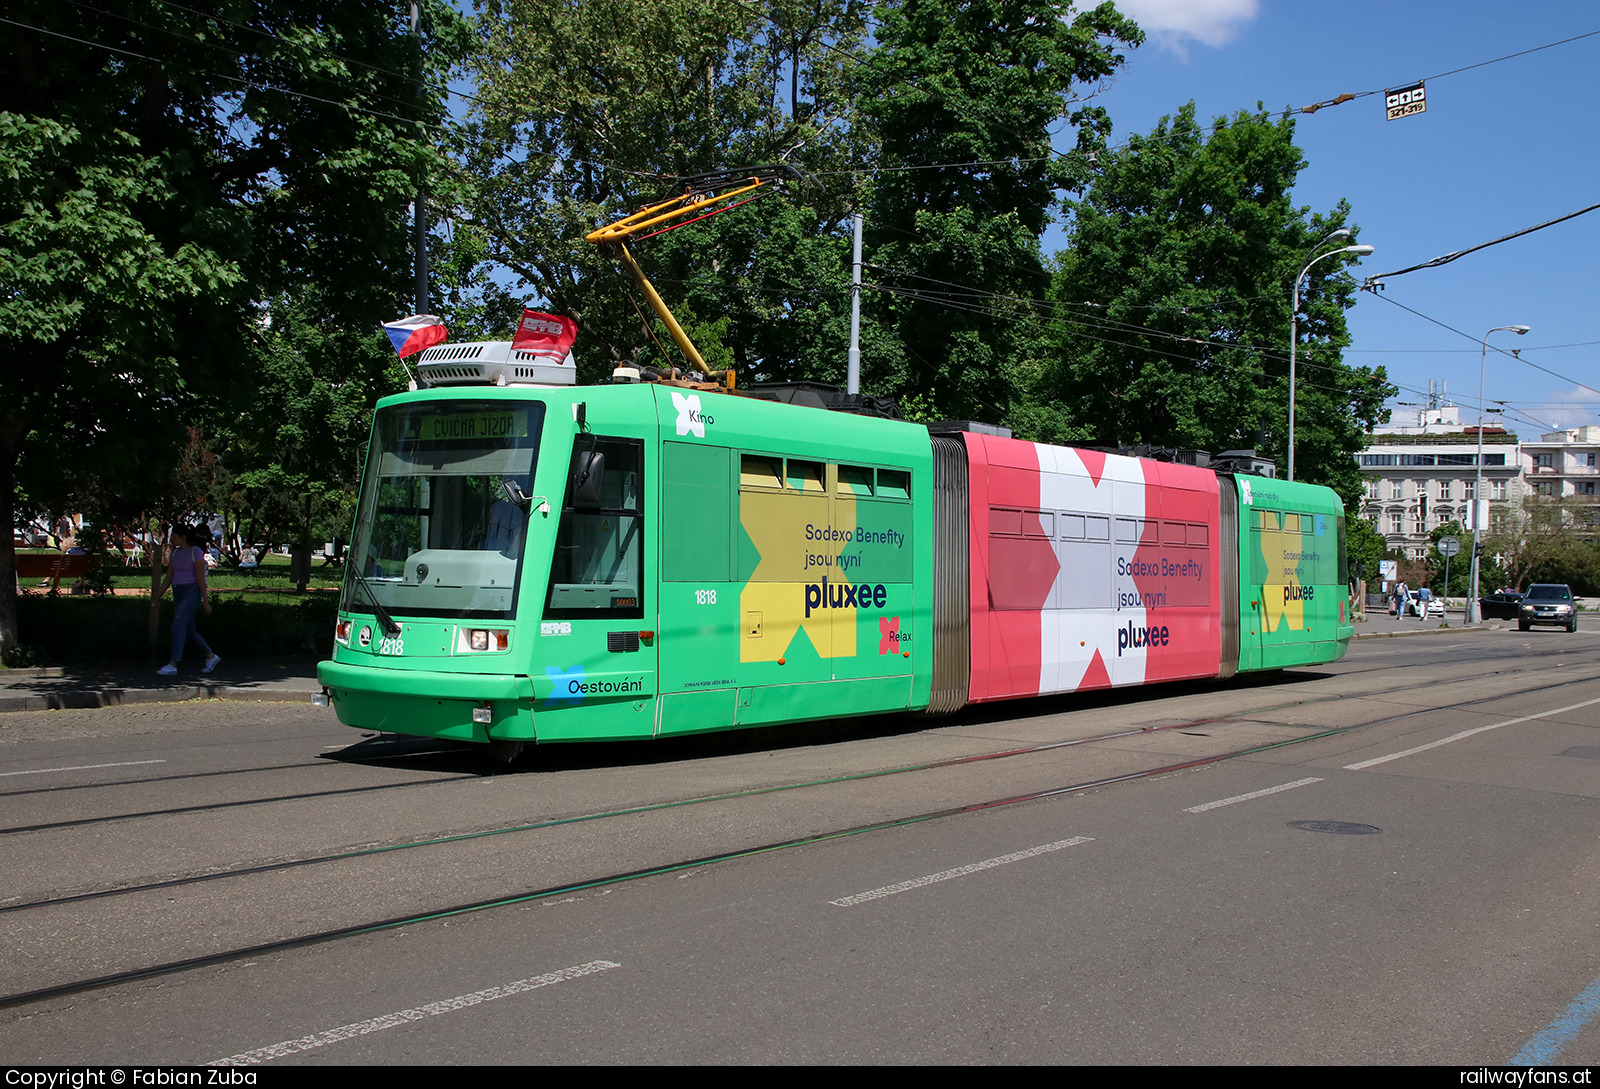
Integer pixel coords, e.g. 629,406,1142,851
382,315,449,358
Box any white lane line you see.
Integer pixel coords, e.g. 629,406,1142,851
0,759,165,778
1344,695,1600,771
212,959,621,1065
1183,777,1322,814
829,837,1092,907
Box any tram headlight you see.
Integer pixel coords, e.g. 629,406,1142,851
335,620,352,645
457,628,511,653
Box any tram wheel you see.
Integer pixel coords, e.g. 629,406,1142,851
486,739,524,765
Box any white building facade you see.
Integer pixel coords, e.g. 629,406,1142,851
1520,425,1600,529
1355,404,1522,560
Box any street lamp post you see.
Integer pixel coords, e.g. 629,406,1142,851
1289,232,1374,482
1466,324,1530,623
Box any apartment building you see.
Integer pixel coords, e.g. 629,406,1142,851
1355,402,1522,559
1521,425,1600,527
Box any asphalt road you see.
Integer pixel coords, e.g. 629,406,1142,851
0,625,1597,1065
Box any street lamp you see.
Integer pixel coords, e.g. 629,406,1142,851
1466,324,1530,622
1289,232,1374,481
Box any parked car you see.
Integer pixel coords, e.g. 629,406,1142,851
1519,583,1577,632
1478,590,1524,620
1405,588,1444,619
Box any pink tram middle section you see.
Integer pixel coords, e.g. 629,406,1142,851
963,432,1224,703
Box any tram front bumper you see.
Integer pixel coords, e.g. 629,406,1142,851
317,660,537,742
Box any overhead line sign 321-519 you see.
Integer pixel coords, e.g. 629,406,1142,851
1386,81,1426,120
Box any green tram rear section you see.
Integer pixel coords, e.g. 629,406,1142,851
318,379,1351,749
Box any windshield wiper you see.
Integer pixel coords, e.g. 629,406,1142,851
348,572,402,637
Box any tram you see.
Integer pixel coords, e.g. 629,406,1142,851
316,170,1352,758
315,358,1351,756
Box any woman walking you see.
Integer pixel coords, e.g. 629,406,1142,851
157,524,220,676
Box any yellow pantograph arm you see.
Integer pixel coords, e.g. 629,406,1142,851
586,171,783,378
584,178,768,245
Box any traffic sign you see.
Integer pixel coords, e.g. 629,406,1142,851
1386,81,1426,120
1438,535,1461,557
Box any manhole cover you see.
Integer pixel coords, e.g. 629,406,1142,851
1289,820,1381,835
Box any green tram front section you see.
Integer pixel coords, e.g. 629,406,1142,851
1231,475,1354,673
318,383,936,746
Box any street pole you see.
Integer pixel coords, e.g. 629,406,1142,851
1467,324,1530,622
1288,232,1372,481
847,213,863,395
412,2,428,315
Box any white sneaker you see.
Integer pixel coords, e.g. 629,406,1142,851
203,655,221,674
157,664,177,676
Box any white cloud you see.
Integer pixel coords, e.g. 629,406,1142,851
1532,386,1600,433
1115,0,1261,56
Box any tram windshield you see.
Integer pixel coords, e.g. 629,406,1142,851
343,400,545,620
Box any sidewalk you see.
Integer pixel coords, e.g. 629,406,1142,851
1350,608,1499,638
0,657,323,713
0,608,1504,713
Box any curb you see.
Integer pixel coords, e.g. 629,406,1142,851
1352,622,1496,640
0,684,319,713
0,657,323,713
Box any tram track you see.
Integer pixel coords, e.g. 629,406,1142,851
0,646,1588,840
0,742,465,802
4,658,1600,1012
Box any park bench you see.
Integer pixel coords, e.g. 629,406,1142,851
13,552,92,592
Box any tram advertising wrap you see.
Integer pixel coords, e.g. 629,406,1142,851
318,356,1353,756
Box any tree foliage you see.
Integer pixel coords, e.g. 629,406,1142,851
1,0,463,659
856,0,1139,419
1487,497,1600,592
1027,104,1393,504
464,0,874,381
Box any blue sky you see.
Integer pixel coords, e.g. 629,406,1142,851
1074,0,1600,437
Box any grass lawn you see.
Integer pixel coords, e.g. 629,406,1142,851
14,550,344,593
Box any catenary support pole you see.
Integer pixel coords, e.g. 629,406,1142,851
847,213,863,395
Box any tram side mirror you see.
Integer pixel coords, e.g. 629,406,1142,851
501,480,533,514
571,450,606,507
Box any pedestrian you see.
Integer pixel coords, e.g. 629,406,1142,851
157,524,220,676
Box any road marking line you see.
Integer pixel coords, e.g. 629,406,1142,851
212,959,621,1065
1183,777,1322,813
0,759,165,778
1511,973,1600,1066
829,837,1092,907
1344,695,1600,771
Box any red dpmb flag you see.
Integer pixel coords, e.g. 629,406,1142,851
382,315,449,358
510,310,578,362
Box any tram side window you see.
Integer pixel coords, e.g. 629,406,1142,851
546,438,645,619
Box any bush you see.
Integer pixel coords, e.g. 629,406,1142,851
15,593,339,663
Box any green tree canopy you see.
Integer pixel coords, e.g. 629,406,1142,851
1025,103,1392,505
856,0,1140,419
464,0,874,381
1,0,462,659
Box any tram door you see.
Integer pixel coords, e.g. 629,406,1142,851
538,435,657,740
655,441,742,734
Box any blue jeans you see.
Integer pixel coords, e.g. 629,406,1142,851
171,584,213,662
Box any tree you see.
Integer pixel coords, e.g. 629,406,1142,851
464,0,874,381
1423,520,1489,597
855,0,1140,420
1,1,462,660
1487,497,1593,591
1345,515,1388,585
1030,104,1393,505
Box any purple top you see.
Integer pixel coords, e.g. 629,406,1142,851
171,545,203,586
